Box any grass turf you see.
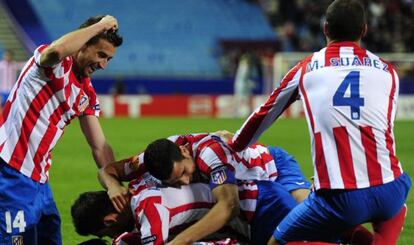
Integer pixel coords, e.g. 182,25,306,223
50,118,414,244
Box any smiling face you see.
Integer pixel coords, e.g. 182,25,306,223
73,38,116,78
165,146,197,186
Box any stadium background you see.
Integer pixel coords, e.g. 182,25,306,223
0,0,413,243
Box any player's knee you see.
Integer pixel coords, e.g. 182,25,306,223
290,188,310,203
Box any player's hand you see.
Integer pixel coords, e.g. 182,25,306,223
214,130,234,142
99,15,118,32
107,184,128,213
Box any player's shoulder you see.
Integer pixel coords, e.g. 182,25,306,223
130,182,163,209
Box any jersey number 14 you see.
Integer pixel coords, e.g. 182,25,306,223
333,71,365,120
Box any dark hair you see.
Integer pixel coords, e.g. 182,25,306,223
71,191,114,236
79,15,123,47
325,0,366,42
144,139,184,181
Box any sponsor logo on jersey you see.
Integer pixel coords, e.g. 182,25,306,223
211,167,228,185
141,235,157,244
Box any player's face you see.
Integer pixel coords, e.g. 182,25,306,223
94,212,133,238
166,147,196,186
74,38,116,78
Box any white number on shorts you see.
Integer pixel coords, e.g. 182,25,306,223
5,210,26,233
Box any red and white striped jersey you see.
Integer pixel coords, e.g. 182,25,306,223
0,45,100,183
231,42,403,190
123,133,278,183
128,176,257,245
168,133,278,182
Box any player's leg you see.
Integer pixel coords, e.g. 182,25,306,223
268,146,311,203
37,183,62,245
0,159,40,244
275,173,410,244
340,225,373,244
250,180,298,245
271,190,352,244
372,204,407,245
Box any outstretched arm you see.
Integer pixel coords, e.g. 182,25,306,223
98,155,143,212
79,115,115,168
229,59,309,151
168,184,240,245
39,15,118,67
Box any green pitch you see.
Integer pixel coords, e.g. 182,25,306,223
50,118,414,244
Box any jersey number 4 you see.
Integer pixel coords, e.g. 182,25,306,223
333,71,365,120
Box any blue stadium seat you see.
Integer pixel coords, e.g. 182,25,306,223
27,0,275,77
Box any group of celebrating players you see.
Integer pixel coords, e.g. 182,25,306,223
0,0,411,244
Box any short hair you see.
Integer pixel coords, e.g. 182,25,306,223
71,191,114,236
79,15,123,47
144,139,184,181
325,0,366,42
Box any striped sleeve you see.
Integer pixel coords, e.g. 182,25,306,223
196,141,234,174
230,58,311,151
33,45,49,66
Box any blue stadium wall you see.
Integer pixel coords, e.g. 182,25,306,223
4,0,276,94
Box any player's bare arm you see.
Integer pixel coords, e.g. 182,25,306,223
39,15,118,67
168,183,240,245
98,156,142,212
79,115,115,168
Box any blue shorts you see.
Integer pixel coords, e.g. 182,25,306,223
0,160,61,245
268,147,311,192
250,180,298,245
274,173,412,244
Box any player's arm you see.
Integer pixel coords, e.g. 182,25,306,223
213,130,234,143
99,154,142,184
98,155,143,212
168,184,240,245
39,15,118,67
230,59,309,152
79,115,115,168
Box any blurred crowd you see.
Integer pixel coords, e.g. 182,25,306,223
255,0,414,53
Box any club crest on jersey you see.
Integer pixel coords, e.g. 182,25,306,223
211,167,227,185
11,235,23,245
78,95,89,113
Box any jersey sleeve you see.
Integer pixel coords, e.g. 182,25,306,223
196,141,237,189
33,44,73,79
124,153,146,178
230,57,311,151
133,194,170,245
81,79,100,117
33,45,49,66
